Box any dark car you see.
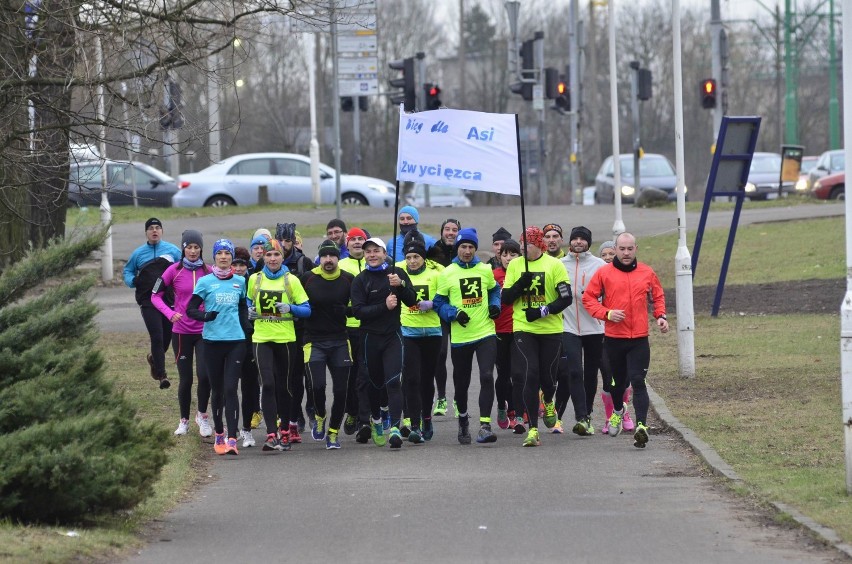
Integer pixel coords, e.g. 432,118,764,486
68,160,177,207
810,171,844,200
807,149,844,191
743,152,794,201
594,153,683,204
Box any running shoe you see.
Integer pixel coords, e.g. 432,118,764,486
311,415,326,441
408,429,425,444
601,419,611,435
433,397,448,416
622,409,635,432
586,418,595,435
457,415,471,445
513,418,526,435
608,410,623,437
196,412,213,438
633,422,649,448
572,418,592,436
146,353,157,380
213,433,228,455
288,423,302,444
226,437,239,455
453,399,459,418
381,408,391,431
422,418,434,441
159,376,170,390
343,415,358,435
497,408,509,429
542,400,557,428
388,426,403,449
523,428,541,447
476,423,497,444
250,411,263,430
240,429,256,448
371,421,386,447
551,420,564,434
400,418,412,438
306,404,316,422
326,431,341,450
174,418,189,436
355,424,371,444
278,428,292,451
262,433,281,451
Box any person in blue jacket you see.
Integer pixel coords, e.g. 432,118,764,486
389,205,437,262
123,218,181,389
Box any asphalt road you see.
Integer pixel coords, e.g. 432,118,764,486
105,202,846,563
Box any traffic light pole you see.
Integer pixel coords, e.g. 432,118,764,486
568,0,581,205
630,61,641,199
608,0,625,236
330,1,342,219
711,0,723,141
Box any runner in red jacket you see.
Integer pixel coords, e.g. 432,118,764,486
582,232,669,448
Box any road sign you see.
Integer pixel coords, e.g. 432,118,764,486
337,33,377,53
338,78,378,97
338,56,377,75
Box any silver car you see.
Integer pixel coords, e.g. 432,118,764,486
594,153,683,204
406,184,472,207
172,152,395,208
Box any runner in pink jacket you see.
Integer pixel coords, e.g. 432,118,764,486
152,229,214,438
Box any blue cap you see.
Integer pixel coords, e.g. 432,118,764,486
399,205,420,224
455,227,479,250
212,238,235,258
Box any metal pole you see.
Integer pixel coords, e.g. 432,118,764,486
775,5,783,149
784,0,797,144
96,35,113,283
534,32,547,205
630,61,641,197
308,33,321,205
353,99,362,175
710,0,723,140
330,1,342,219
828,0,839,149
569,0,581,205
208,53,221,163
672,0,695,378
608,0,625,235
121,82,138,207
838,0,852,495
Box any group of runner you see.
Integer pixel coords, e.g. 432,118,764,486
123,206,668,455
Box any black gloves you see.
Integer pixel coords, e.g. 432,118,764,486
456,310,470,327
204,311,219,322
488,305,501,319
516,271,535,286
524,306,549,322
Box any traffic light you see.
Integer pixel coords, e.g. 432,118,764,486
424,83,441,110
341,96,369,112
544,67,560,99
637,68,652,101
554,76,570,112
509,38,535,101
700,78,717,109
389,57,416,112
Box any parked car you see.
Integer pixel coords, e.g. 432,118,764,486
67,160,177,207
810,171,844,200
406,184,472,207
172,153,395,208
594,153,683,204
795,155,819,193
743,152,794,200
807,149,844,191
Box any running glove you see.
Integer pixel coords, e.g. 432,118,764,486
275,302,291,314
418,300,434,311
488,305,501,319
524,306,549,322
203,311,219,321
248,307,259,320
455,310,470,327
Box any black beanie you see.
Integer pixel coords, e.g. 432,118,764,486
317,239,341,257
145,217,163,230
492,227,512,243
500,238,521,255
569,226,593,247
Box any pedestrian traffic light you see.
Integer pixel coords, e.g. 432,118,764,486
424,83,442,110
509,38,535,101
700,78,717,109
389,57,416,112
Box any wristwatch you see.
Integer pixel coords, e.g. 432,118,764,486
657,314,667,321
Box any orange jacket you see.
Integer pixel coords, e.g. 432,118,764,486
582,262,666,339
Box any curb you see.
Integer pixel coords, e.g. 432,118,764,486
647,384,852,560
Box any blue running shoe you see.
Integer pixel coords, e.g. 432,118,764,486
326,430,341,450
311,415,326,441
381,408,391,432
422,418,434,441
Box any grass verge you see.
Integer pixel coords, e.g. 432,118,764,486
649,313,852,544
0,332,206,563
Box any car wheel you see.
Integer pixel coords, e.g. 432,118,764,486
340,192,368,206
830,186,845,200
204,195,236,207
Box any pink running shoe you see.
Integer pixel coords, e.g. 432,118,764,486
601,419,610,435
622,409,635,432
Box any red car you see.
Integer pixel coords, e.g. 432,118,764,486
810,171,844,200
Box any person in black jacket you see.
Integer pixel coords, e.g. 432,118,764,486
350,237,418,449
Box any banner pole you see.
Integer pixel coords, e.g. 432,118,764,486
515,115,528,271
391,180,401,261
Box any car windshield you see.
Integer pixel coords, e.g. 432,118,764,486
800,159,817,174
415,185,464,197
830,153,845,172
618,157,674,178
749,155,781,174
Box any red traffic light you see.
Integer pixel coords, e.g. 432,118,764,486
702,79,716,94
429,85,441,97
700,78,717,109
557,81,567,96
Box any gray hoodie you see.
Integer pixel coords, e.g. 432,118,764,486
560,250,606,335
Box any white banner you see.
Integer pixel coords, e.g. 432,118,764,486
396,106,521,196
